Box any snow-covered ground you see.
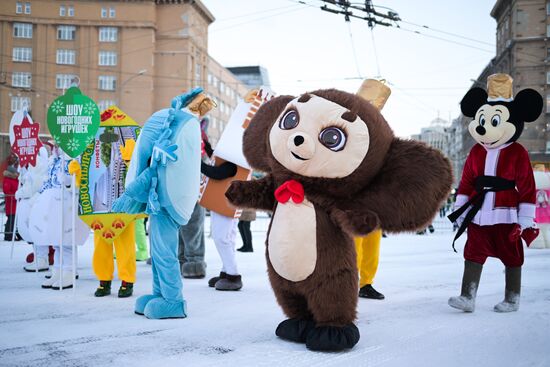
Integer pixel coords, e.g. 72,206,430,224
1,216,549,367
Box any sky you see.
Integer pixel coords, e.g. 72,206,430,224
201,0,497,137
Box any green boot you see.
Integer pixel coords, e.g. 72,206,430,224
118,281,134,298
94,281,112,297
135,218,149,261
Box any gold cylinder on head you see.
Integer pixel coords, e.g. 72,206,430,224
487,73,513,101
356,79,391,111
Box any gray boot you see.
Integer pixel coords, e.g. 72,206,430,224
448,260,483,312
494,266,521,313
215,274,243,291
181,261,206,279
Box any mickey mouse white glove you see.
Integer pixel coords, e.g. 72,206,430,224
518,216,535,231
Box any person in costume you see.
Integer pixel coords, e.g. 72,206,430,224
19,147,54,271
530,165,550,249
226,82,452,351
3,164,20,241
202,156,242,290
32,146,89,290
177,117,210,279
237,209,256,253
112,88,208,319
448,73,543,313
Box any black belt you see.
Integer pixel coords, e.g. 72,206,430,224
448,175,516,252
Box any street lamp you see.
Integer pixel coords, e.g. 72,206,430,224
119,69,147,109
121,69,147,90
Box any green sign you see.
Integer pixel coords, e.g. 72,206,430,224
47,87,100,158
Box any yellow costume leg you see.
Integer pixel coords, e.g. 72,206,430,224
113,222,137,283
92,235,115,281
355,229,382,288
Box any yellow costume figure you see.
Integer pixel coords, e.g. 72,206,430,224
92,138,138,297
355,229,381,286
353,79,392,300
93,221,136,283
354,230,384,299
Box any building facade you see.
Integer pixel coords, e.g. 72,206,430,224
491,0,550,163
227,65,271,89
0,0,248,159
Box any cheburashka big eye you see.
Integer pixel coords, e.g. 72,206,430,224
279,109,299,130
319,126,346,152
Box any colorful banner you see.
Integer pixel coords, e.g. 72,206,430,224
78,106,144,243
47,86,100,158
9,110,43,167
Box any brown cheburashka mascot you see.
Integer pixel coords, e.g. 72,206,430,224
225,81,453,351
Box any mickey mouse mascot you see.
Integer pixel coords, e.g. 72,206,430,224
448,73,543,313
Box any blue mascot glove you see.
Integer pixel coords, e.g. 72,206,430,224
151,129,178,167
112,167,155,213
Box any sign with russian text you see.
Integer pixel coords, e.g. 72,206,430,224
47,86,100,158
9,111,43,167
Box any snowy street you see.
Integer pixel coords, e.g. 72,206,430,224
1,217,549,367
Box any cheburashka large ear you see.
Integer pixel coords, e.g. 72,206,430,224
460,88,488,118
513,88,543,123
242,95,294,173
345,138,453,232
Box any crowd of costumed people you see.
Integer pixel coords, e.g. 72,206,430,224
3,73,547,352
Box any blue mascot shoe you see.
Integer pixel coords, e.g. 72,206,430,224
143,297,187,319
135,294,162,315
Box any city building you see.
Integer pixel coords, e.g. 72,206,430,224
0,0,248,159
490,0,549,163
227,65,271,89
411,117,452,157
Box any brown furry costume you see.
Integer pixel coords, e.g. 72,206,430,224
226,88,453,351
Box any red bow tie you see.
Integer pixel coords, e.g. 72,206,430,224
275,180,305,204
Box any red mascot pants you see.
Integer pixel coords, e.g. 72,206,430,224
464,223,524,267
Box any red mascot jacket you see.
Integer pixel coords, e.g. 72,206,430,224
455,142,536,226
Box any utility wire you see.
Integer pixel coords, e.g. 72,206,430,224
346,22,363,78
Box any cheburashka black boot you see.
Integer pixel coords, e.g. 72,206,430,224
494,266,521,313
448,260,483,312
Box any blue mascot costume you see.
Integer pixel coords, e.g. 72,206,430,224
113,88,202,319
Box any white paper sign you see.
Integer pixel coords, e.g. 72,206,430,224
213,86,275,169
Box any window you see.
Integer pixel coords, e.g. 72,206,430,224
13,23,32,38
547,2,550,15
11,96,31,112
57,25,76,40
16,2,22,13
98,75,116,91
98,100,116,111
68,5,74,16
101,7,107,18
56,74,77,89
547,24,550,37
220,81,225,93
195,63,201,83
12,72,31,88
24,2,31,14
547,94,550,113
13,47,32,62
98,51,117,66
60,5,65,16
547,72,550,85
56,49,76,65
99,27,117,42
109,7,115,18
208,73,212,85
